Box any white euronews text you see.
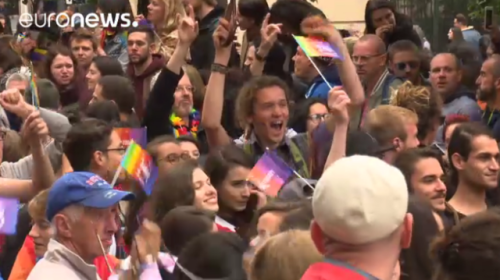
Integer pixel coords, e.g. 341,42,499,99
18,12,138,29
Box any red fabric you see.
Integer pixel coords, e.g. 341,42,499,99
7,237,36,280
216,223,235,233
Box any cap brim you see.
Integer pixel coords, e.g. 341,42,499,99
79,189,135,209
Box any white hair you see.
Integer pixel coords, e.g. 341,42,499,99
51,204,85,235
5,73,29,89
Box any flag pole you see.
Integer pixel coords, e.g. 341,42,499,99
110,166,123,187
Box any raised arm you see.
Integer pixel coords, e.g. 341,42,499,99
301,16,364,106
25,112,56,199
201,19,234,149
323,87,350,171
249,14,281,76
142,5,198,142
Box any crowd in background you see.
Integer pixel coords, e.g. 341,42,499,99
0,0,499,279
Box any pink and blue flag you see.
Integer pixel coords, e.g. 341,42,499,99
0,198,19,235
247,152,293,197
138,19,154,30
114,128,147,148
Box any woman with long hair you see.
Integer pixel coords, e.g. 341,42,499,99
364,0,422,48
204,145,260,238
42,45,90,110
145,0,186,60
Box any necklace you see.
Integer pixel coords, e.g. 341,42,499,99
170,109,200,138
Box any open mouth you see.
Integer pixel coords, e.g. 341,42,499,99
270,121,284,132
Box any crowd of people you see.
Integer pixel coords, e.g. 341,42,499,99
0,0,499,279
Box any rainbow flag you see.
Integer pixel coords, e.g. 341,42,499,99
247,152,293,197
0,197,19,234
293,35,343,59
114,128,147,148
30,48,47,62
30,73,39,109
120,140,158,195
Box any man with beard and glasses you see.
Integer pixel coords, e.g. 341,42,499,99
394,148,447,212
443,122,500,228
126,25,165,120
476,55,500,141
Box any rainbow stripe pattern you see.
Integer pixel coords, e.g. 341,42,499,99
114,128,147,148
30,73,39,109
293,35,343,59
121,140,158,195
246,152,293,197
0,197,19,234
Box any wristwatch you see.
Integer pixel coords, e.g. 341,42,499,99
211,63,229,74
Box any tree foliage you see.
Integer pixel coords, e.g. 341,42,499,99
468,0,500,19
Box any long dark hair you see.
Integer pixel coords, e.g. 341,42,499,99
97,0,133,33
364,0,422,47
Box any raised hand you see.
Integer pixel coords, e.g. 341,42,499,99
177,5,199,45
213,18,233,61
22,111,48,145
301,15,342,45
375,24,393,39
0,88,32,118
259,14,282,52
328,86,351,124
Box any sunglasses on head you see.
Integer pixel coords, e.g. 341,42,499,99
396,61,419,71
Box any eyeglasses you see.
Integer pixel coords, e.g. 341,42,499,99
175,86,195,93
159,153,191,164
308,113,329,121
106,147,127,155
396,61,419,71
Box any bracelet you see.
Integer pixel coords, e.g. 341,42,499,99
211,63,229,74
140,263,156,270
255,49,267,62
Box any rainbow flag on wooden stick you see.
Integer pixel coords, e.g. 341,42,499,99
293,35,343,59
120,140,158,195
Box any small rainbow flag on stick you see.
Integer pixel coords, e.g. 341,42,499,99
114,128,147,148
120,140,158,195
29,70,40,109
247,152,293,197
293,35,343,60
0,197,19,234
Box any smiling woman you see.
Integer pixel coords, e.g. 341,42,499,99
149,159,219,224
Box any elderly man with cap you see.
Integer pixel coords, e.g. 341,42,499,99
302,155,412,280
27,172,135,280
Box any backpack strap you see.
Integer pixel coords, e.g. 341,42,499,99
289,137,310,178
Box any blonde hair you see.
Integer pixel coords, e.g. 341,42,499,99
365,105,418,146
250,230,322,280
157,0,186,45
391,81,443,141
28,190,50,221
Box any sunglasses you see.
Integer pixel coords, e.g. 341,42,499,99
396,61,419,71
